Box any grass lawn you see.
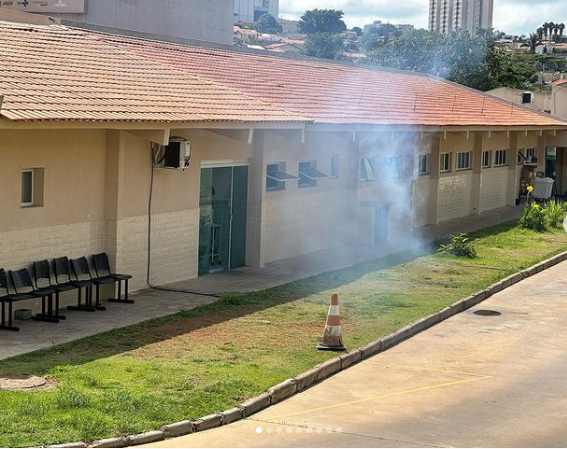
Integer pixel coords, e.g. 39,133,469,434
1,220,567,447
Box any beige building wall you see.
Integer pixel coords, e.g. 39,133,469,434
261,130,358,264
0,125,547,318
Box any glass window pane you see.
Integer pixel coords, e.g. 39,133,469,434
21,170,33,205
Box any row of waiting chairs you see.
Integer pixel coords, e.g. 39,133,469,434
0,253,133,332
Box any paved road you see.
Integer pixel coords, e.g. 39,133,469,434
147,260,567,448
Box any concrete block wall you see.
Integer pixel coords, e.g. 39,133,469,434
115,209,200,292
0,220,114,313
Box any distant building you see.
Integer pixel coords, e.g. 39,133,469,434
278,18,300,36
363,20,415,35
429,0,493,34
0,0,234,45
234,0,279,23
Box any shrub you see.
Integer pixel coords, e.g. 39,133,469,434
545,199,566,228
438,234,477,258
519,202,547,232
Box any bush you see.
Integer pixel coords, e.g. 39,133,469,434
438,234,477,258
520,202,547,232
545,199,565,228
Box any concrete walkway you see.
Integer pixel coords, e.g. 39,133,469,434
0,206,522,361
146,258,567,448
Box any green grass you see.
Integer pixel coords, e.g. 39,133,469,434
1,220,567,447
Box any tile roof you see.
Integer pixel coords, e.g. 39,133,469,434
0,21,305,123
0,20,565,128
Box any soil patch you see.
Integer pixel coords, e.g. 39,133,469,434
0,374,57,391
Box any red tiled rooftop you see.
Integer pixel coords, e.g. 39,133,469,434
0,20,565,128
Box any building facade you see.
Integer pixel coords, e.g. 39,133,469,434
0,15,565,316
0,0,234,45
234,0,279,23
429,0,493,34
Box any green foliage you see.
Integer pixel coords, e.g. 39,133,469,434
298,9,347,35
363,24,402,51
521,33,542,54
438,234,477,258
351,26,363,36
303,32,344,60
520,202,548,232
254,13,282,34
370,29,538,91
545,199,566,228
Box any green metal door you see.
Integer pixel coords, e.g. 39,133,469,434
198,166,248,275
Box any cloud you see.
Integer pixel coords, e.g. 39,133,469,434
279,0,566,34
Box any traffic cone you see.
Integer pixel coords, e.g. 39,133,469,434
317,294,346,351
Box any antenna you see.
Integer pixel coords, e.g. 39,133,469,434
413,93,419,111
480,97,486,115
451,95,457,112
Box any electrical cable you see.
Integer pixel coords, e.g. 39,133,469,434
146,144,220,299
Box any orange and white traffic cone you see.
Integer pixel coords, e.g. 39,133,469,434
317,294,346,351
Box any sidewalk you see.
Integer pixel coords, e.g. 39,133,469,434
0,206,522,361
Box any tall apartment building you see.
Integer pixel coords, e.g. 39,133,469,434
234,0,279,23
0,0,234,45
429,0,493,34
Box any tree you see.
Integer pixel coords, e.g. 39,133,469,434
522,33,542,54
363,24,402,51
298,9,347,35
537,27,544,41
255,13,283,34
370,28,538,91
559,23,565,40
352,26,363,37
542,22,550,40
303,32,344,60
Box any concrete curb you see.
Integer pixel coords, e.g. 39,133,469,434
50,249,567,448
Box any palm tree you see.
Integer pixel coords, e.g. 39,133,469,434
522,33,542,54
559,23,565,41
549,22,556,41
542,22,550,40
537,27,544,41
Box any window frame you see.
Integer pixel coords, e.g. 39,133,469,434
360,157,376,182
482,150,491,169
298,160,326,188
266,162,295,191
384,156,403,178
21,169,34,207
330,154,340,179
440,153,451,173
494,149,508,167
418,154,429,175
456,151,472,171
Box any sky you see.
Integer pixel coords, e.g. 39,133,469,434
279,0,566,36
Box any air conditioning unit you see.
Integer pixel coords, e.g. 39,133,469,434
154,139,191,170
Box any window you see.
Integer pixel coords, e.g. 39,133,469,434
456,151,472,170
440,153,451,172
21,170,33,207
298,161,328,188
482,150,491,168
518,148,537,165
418,154,429,175
266,162,296,191
384,156,402,178
360,157,376,182
21,168,44,208
330,154,340,178
494,150,508,166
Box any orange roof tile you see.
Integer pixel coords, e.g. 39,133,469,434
0,21,305,124
0,20,565,128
